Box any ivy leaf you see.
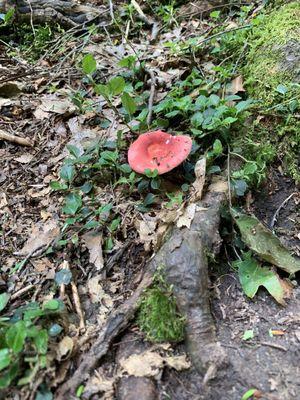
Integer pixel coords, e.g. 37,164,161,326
108,76,125,96
234,256,285,304
82,54,97,75
60,165,75,183
191,112,204,128
0,293,10,312
5,321,27,353
0,349,11,371
121,92,137,115
62,192,82,215
276,84,288,95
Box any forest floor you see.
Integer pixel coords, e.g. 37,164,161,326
0,1,299,399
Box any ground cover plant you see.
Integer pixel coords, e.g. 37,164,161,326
0,0,299,398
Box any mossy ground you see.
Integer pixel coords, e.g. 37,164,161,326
244,2,300,105
137,271,185,343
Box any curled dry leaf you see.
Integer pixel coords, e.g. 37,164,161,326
176,203,196,229
83,231,104,272
190,157,206,202
231,75,245,94
57,336,74,360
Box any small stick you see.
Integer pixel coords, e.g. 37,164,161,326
260,341,287,352
71,282,85,332
270,192,297,229
145,68,156,126
0,129,33,147
11,284,34,300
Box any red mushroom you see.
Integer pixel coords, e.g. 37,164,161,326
128,130,192,175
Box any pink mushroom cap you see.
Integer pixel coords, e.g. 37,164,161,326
128,130,193,175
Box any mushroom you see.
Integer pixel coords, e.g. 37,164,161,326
128,130,192,175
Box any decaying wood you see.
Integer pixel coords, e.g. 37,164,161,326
0,0,108,27
0,129,33,146
57,179,228,397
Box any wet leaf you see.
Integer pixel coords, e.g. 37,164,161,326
233,211,300,274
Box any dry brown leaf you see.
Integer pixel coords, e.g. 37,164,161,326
19,219,59,256
119,350,164,377
57,336,74,360
191,157,206,202
82,231,104,271
176,203,196,229
14,154,34,164
231,75,245,94
31,257,53,272
165,355,191,371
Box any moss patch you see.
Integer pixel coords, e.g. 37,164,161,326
244,2,300,105
137,272,185,343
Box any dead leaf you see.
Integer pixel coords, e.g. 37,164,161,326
83,231,104,271
176,203,196,229
19,219,59,256
165,355,191,371
31,257,53,272
57,336,74,360
119,350,164,377
87,275,113,308
191,157,206,202
231,75,245,94
14,154,34,164
34,94,76,119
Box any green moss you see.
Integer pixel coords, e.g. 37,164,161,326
244,2,300,105
137,271,185,343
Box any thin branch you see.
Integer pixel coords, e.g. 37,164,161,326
0,129,33,147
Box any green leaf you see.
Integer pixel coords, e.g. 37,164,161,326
121,92,137,115
242,329,254,341
235,99,253,114
49,324,63,337
43,299,62,311
94,84,109,98
63,192,82,215
55,269,72,285
50,181,68,191
108,76,125,96
144,193,156,206
82,54,97,75
191,112,204,128
6,321,27,353
0,362,18,389
232,179,248,196
233,211,300,274
34,329,48,354
0,293,10,312
213,139,223,155
67,144,81,158
60,164,75,183
241,389,257,400
234,256,285,304
109,217,121,232
0,349,11,371
276,84,288,95
118,55,136,69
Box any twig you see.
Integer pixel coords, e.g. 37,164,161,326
144,67,156,126
260,342,287,352
56,271,153,398
71,282,85,332
0,129,33,147
270,192,297,229
26,0,36,38
11,284,34,300
108,0,114,22
197,25,252,47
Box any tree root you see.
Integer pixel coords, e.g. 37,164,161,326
56,178,228,398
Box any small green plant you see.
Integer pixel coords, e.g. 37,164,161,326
137,269,185,342
0,298,64,388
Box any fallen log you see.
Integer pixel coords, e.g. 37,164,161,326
0,0,108,27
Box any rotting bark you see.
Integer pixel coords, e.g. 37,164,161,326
0,0,108,27
56,179,228,398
